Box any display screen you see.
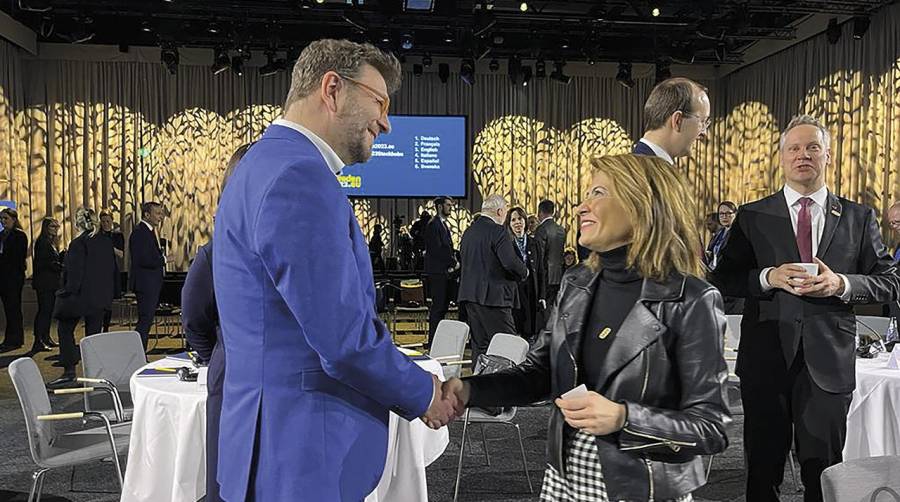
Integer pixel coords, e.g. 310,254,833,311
338,115,467,198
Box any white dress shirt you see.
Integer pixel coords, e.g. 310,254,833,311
759,184,851,300
638,138,675,165
273,118,345,175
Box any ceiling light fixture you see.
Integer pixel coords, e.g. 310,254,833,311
519,2,528,13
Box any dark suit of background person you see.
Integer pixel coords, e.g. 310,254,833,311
100,227,124,332
32,228,63,351
632,140,656,157
458,214,528,363
711,190,900,502
0,218,27,351
50,230,118,385
424,203,456,344
511,231,546,342
129,217,165,349
533,214,565,303
182,242,225,502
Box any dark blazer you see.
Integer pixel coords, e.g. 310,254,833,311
466,264,731,500
0,228,28,283
457,215,528,308
129,222,164,293
632,140,657,156
533,218,566,286
711,190,900,393
423,216,455,274
512,233,547,336
32,235,63,291
183,243,219,363
61,232,118,313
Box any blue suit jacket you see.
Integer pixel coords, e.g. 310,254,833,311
212,124,434,501
128,222,164,294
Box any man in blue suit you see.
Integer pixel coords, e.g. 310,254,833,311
129,201,166,349
213,39,455,501
633,77,710,163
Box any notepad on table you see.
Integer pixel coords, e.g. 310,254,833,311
137,367,182,377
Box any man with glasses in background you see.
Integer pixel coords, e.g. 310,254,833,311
634,77,711,163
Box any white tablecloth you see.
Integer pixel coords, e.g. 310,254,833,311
121,356,449,502
844,352,900,460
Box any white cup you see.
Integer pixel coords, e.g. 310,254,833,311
793,263,819,276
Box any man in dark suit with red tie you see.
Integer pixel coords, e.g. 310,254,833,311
423,196,457,345
129,201,166,349
712,115,900,502
633,77,710,163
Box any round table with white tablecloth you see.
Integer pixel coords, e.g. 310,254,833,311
843,352,900,460
121,354,449,502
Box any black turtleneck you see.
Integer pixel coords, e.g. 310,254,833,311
579,244,643,389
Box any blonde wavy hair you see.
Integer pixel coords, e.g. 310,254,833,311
74,206,100,237
585,154,703,281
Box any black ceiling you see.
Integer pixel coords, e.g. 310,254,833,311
4,0,894,65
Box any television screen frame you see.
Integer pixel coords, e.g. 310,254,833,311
343,113,469,200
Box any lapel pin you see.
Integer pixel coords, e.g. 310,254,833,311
831,209,841,217
598,327,612,340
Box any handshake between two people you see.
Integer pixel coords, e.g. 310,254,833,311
421,376,470,429
420,376,628,435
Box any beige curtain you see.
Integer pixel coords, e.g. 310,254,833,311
1,0,898,271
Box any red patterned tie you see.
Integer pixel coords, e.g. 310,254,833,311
797,197,813,262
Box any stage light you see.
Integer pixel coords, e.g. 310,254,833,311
412,63,423,77
211,48,230,75
651,7,660,17
438,63,450,84
207,22,220,34
521,66,532,86
535,58,546,79
826,18,841,45
460,59,476,86
141,21,153,33
401,33,414,50
616,62,634,88
231,56,245,76
560,39,570,49
443,28,455,43
17,0,51,12
489,58,499,72
550,61,570,85
161,46,179,75
519,2,528,12
260,50,285,77
852,16,870,40
422,53,433,67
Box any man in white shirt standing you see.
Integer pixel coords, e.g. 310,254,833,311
711,115,900,502
633,77,711,163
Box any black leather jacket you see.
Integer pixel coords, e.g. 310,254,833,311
466,264,732,500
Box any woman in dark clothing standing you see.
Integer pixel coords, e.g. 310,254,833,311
443,154,731,501
47,207,118,387
31,217,63,352
504,206,547,341
0,207,28,352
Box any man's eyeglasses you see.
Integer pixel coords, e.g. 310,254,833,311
335,73,390,118
682,112,712,131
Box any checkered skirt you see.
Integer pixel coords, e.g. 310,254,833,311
540,429,693,502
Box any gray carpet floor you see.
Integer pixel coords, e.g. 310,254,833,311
0,395,807,502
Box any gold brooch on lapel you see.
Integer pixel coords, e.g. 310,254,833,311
598,327,612,339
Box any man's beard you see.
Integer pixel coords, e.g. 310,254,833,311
337,98,373,166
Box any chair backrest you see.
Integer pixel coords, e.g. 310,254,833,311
485,333,530,365
429,320,470,379
856,316,893,340
9,357,58,467
725,315,742,350
80,331,146,411
821,455,900,502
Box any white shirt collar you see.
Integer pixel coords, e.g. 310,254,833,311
639,138,675,165
273,118,345,175
141,220,154,232
539,216,553,225
783,184,829,209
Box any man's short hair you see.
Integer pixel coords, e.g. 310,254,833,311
779,115,831,151
141,202,162,218
433,196,453,207
538,199,556,216
481,194,507,212
643,77,708,132
283,39,402,110
99,209,112,220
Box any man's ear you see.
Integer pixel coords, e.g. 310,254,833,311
320,71,342,114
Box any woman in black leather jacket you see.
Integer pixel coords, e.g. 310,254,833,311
31,217,63,352
444,154,731,501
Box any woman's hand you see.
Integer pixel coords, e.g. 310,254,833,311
555,391,627,435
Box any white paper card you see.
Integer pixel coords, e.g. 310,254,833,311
561,384,589,400
887,349,900,370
